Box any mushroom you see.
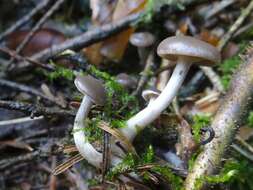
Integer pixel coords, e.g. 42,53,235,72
120,36,220,141
73,74,122,168
142,87,161,105
73,74,106,167
116,73,137,90
129,32,155,65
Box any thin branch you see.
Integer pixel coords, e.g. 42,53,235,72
0,47,54,71
0,0,51,42
200,66,224,93
0,78,65,107
31,12,142,62
218,0,253,51
14,0,65,56
0,100,75,117
132,52,155,96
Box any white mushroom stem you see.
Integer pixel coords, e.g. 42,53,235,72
74,96,123,168
121,59,192,141
73,95,102,168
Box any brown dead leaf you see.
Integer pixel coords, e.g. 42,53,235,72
100,0,147,61
83,42,103,65
85,0,147,64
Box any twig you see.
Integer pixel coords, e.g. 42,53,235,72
0,140,56,170
0,116,44,126
0,47,54,71
132,52,155,96
204,0,236,20
14,0,65,56
184,44,253,190
199,66,224,93
218,0,253,51
0,0,51,42
234,21,253,38
0,151,39,170
7,0,65,67
0,78,65,107
0,100,75,117
31,12,142,62
235,135,253,154
49,156,57,190
231,144,253,162
102,131,110,183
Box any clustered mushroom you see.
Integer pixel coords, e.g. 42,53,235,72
129,32,155,65
72,35,221,170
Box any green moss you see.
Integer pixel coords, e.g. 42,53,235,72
83,118,103,142
87,65,139,121
107,153,137,180
194,160,239,190
188,150,202,171
247,111,253,128
110,120,126,129
194,159,253,190
192,114,211,143
141,145,155,164
107,146,154,179
45,61,75,81
219,43,249,89
87,178,100,186
219,56,241,89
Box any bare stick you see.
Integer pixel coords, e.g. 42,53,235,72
31,12,142,62
7,0,65,67
0,47,54,71
0,116,44,126
218,0,253,51
0,0,51,42
184,44,253,190
0,78,64,107
0,100,75,117
15,0,65,56
205,0,236,20
132,52,155,96
200,66,224,93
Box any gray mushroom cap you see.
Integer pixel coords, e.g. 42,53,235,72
157,36,221,66
74,75,106,106
116,73,136,89
142,87,161,101
130,32,155,47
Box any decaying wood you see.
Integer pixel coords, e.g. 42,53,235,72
184,44,253,190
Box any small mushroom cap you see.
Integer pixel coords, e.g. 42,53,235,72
74,75,106,106
116,73,137,89
157,36,221,66
142,87,161,101
130,32,155,47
